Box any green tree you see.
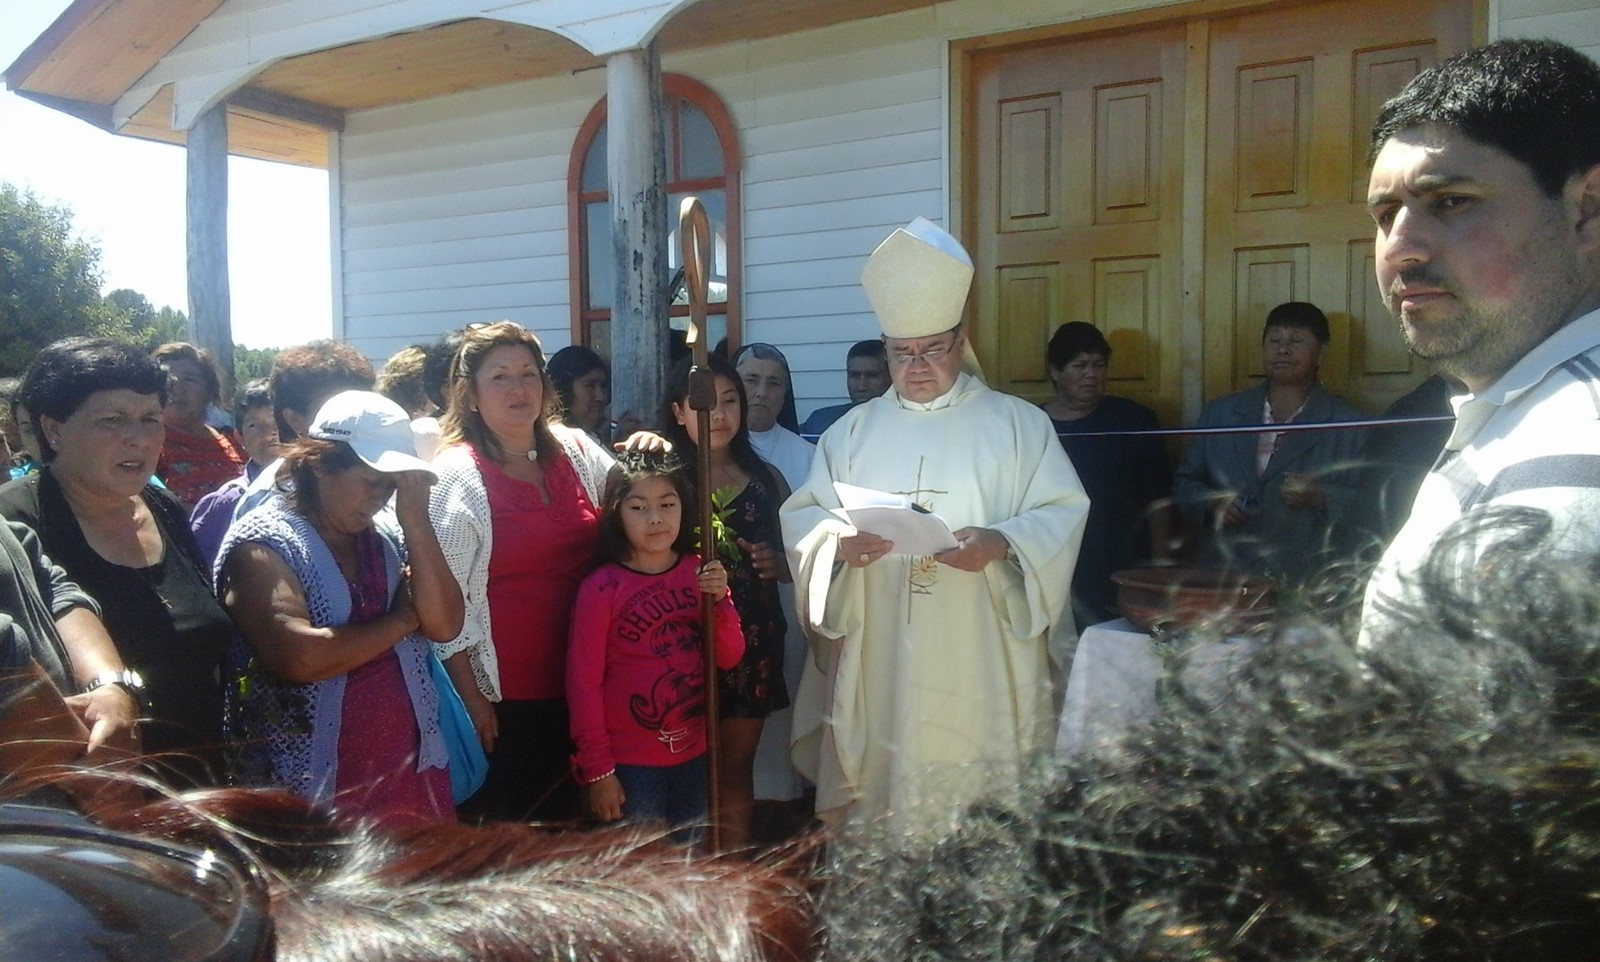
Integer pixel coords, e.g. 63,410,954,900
233,345,278,387
150,307,189,347
100,287,275,394
0,183,124,375
105,288,189,351
104,287,154,329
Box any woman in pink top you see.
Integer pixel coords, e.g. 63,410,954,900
428,322,621,822
567,451,743,836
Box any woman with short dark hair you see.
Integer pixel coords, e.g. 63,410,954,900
1170,302,1368,585
1042,322,1173,628
547,345,612,444
0,336,230,786
150,341,245,510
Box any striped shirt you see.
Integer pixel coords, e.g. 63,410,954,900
1360,308,1600,646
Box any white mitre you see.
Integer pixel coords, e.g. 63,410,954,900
860,217,985,380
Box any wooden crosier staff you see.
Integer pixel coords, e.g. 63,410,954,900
678,196,723,852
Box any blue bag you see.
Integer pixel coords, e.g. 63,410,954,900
429,651,488,804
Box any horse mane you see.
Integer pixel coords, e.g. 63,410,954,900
3,679,818,962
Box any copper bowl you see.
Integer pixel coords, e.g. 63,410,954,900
1110,566,1276,633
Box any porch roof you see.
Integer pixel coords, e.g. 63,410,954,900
4,0,939,168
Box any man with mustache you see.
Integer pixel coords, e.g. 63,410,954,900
1361,39,1600,639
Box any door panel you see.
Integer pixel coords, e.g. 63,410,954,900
966,0,1473,422
1205,0,1472,411
970,26,1188,425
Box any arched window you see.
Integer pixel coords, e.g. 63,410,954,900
567,74,741,357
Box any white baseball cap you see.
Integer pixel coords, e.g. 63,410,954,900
307,390,436,480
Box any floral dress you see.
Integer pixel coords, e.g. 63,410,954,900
718,472,791,718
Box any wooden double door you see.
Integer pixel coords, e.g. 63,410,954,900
964,0,1474,424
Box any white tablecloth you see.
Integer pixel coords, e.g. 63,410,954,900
1055,618,1253,757
1055,618,1159,756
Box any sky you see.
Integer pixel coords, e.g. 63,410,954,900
1,0,333,349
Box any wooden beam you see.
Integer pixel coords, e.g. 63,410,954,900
224,109,333,168
11,91,112,131
228,85,345,132
3,0,117,86
6,0,223,104
606,43,669,431
117,85,333,168
186,102,234,399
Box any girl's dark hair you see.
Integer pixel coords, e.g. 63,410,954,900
438,322,560,464
19,337,168,462
0,769,815,962
656,355,781,496
546,345,608,427
731,343,801,433
595,450,698,565
76,787,817,962
274,437,374,522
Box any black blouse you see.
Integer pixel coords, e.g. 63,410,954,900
1047,395,1174,628
0,469,230,786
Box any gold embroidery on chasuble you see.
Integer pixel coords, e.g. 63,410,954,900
895,457,947,608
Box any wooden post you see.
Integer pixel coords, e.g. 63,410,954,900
679,196,721,853
605,43,668,430
186,102,235,400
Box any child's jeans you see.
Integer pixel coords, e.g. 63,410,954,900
616,755,708,842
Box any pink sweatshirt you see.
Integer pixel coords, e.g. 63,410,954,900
566,554,744,783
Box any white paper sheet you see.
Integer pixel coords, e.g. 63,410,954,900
830,481,960,555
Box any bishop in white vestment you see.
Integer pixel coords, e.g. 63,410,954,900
781,219,1089,835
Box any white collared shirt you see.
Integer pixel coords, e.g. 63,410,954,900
1360,307,1600,646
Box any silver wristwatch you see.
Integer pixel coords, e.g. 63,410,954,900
83,669,147,711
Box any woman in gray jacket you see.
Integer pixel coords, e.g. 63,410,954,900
1171,302,1369,586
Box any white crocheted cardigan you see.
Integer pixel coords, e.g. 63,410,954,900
428,425,613,701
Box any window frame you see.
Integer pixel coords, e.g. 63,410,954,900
566,73,743,352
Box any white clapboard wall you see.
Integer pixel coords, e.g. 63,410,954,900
327,0,1600,415
335,7,952,418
